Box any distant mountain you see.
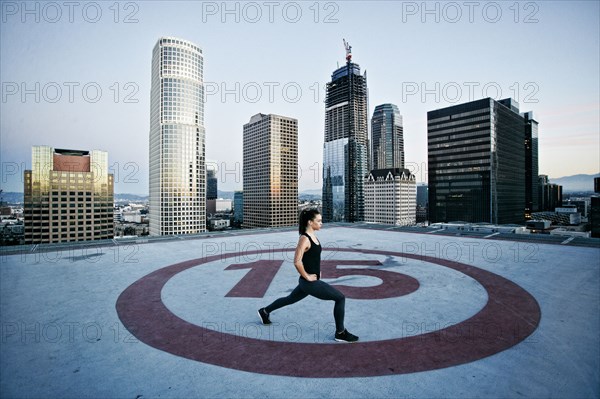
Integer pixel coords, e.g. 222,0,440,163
300,189,322,196
0,189,325,204
549,173,599,192
0,189,326,206
216,190,321,200
0,192,23,204
299,189,322,201
217,190,236,200
0,192,151,204
5,175,595,206
115,194,148,202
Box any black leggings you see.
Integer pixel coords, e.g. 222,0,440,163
265,278,346,332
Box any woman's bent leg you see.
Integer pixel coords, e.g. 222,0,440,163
299,280,346,332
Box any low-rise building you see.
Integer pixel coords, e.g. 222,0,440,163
365,168,416,226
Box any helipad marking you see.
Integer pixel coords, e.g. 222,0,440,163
484,232,500,239
561,237,575,245
116,248,541,378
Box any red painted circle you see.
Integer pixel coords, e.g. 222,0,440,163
116,248,541,377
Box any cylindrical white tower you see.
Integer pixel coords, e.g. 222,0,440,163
149,37,205,235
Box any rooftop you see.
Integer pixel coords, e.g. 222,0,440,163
1,225,598,398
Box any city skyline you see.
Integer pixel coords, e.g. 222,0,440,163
1,2,599,195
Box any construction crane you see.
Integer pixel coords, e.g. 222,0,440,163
343,38,352,62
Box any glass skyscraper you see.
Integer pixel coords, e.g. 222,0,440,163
371,103,404,170
322,55,369,222
149,37,206,235
427,98,538,225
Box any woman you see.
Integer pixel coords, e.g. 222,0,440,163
258,209,359,343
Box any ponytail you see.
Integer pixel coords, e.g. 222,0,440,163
299,209,320,235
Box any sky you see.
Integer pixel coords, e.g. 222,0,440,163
1,1,599,195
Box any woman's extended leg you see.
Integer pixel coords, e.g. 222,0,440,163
264,284,308,314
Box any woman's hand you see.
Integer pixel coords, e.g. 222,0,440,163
305,274,318,282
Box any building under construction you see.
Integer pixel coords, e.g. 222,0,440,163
322,41,369,222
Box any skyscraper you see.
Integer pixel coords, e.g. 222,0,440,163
591,178,600,238
149,37,206,235
371,103,404,170
524,111,539,218
416,184,428,208
538,175,562,211
416,184,429,222
207,168,218,200
24,146,113,244
243,113,298,228
427,98,538,225
233,191,243,226
366,104,414,226
322,41,369,222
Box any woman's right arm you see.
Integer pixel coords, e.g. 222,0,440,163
293,236,317,281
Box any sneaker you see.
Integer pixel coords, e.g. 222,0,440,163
258,308,271,325
335,329,359,343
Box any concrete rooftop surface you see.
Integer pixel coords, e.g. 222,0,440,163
1,225,599,398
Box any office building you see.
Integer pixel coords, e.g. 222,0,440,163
207,168,218,200
531,209,581,226
233,191,243,225
371,104,404,170
417,184,428,208
591,197,600,238
524,111,539,218
427,98,538,224
538,175,562,211
322,42,369,222
367,104,411,224
563,198,590,218
149,37,206,235
24,146,113,244
206,200,216,216
243,113,298,228
416,184,428,223
365,168,416,226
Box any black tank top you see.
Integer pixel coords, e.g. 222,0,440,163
301,233,321,280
